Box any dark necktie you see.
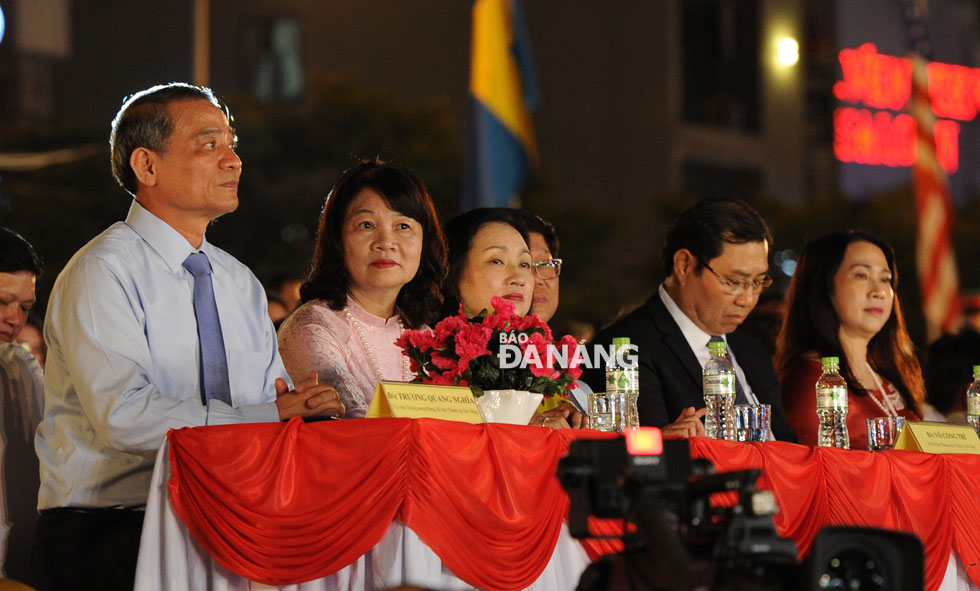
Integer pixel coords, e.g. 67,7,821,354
708,336,748,404
183,252,232,406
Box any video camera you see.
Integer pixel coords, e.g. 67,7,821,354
558,429,924,591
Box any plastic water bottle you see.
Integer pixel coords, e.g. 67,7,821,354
967,365,980,435
703,340,736,440
605,337,639,431
816,356,849,449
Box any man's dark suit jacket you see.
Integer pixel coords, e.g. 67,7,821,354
582,293,798,442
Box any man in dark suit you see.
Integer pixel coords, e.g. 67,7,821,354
582,198,797,441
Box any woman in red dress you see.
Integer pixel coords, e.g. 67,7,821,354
775,230,923,449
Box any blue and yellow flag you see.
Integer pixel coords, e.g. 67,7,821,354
463,0,538,210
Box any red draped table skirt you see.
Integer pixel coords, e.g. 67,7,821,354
134,418,980,591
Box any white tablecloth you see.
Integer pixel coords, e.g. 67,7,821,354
134,436,979,591
134,439,591,590
941,553,980,591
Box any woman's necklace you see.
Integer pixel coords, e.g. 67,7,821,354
344,306,411,383
862,362,900,417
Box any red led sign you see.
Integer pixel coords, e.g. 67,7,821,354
834,43,974,173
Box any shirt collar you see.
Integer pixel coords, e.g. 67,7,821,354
125,200,212,273
658,284,725,353
346,297,402,328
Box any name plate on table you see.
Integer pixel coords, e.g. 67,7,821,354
894,421,980,454
366,382,484,423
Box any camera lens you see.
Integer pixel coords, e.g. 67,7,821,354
816,547,886,590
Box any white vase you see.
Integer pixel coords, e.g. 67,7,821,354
476,389,543,425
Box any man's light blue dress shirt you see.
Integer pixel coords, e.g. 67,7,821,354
36,201,287,509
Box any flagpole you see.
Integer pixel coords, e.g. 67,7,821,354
193,0,210,87
901,0,962,340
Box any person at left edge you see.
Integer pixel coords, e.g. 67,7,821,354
31,83,344,591
0,227,44,587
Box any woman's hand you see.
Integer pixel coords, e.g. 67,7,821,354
529,412,571,429
529,402,586,429
274,373,345,420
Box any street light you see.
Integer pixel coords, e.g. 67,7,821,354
777,36,800,67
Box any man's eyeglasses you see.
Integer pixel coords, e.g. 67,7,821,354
533,258,562,279
701,261,772,295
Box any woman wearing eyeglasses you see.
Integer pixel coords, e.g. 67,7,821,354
775,230,923,448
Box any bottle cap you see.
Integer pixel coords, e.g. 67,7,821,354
612,337,631,346
973,365,980,377
822,356,839,365
708,340,726,352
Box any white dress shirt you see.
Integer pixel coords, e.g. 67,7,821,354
0,343,44,577
658,285,760,405
36,201,287,509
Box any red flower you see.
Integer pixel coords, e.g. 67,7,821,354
431,352,456,370
395,295,581,398
518,332,556,379
558,335,580,366
482,309,512,331
429,371,458,386
509,314,553,341
401,351,421,374
490,296,516,317
557,335,584,380
455,324,493,372
433,314,467,344
398,329,437,352
395,331,413,350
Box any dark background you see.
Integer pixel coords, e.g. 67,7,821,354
2,0,980,344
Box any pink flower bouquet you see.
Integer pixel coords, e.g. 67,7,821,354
396,297,582,398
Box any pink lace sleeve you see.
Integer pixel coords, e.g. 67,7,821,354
276,302,374,418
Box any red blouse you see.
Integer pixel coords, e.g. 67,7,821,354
780,357,919,450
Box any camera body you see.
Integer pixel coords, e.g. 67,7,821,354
559,434,797,590
558,431,922,591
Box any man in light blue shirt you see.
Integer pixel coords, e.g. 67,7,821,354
32,83,344,591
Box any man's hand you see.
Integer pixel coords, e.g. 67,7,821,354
274,373,345,420
660,406,706,438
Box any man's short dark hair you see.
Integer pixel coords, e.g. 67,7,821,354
512,209,560,258
0,227,43,277
661,198,772,276
109,83,227,196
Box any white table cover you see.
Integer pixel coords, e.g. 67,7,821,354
134,439,590,590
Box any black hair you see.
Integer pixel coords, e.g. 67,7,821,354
512,209,560,257
110,83,228,196
0,227,43,276
661,198,772,276
440,208,529,318
776,230,924,416
300,159,447,328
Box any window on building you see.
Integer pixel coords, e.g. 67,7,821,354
683,160,761,203
242,18,305,102
681,0,760,131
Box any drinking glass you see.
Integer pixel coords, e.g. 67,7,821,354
625,392,640,430
866,416,905,451
589,392,615,432
734,403,771,442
